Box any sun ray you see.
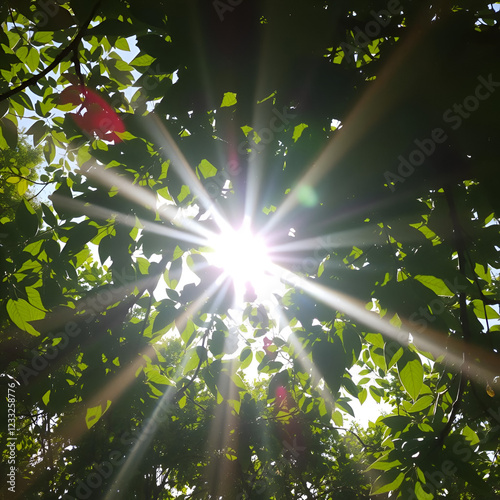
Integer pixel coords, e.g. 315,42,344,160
79,160,215,241
104,278,237,498
204,359,242,498
145,113,231,232
171,276,229,333
269,226,382,257
262,24,430,237
13,256,232,498
269,263,500,384
272,302,338,414
51,194,209,250
104,384,179,500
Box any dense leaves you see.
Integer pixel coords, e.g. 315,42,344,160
1,0,500,499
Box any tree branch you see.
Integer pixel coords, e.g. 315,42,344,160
0,0,103,103
437,185,471,445
1,173,50,185
311,422,379,450
437,370,466,446
482,298,500,306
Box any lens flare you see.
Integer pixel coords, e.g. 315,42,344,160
210,220,271,302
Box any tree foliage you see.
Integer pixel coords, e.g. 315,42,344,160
1,0,500,498
0,138,42,219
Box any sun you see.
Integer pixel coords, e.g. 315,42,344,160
210,220,272,302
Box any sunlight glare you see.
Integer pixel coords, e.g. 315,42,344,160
211,219,271,301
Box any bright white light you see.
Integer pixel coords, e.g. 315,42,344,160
211,220,271,302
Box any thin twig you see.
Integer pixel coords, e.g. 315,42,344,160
0,0,103,103
28,182,51,201
1,173,50,185
311,421,379,450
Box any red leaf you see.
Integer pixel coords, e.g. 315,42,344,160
264,336,277,360
66,85,125,143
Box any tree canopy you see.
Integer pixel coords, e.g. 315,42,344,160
1,0,500,498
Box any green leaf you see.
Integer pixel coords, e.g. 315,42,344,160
336,399,354,417
462,425,480,445
1,117,18,149
209,330,226,357
381,415,412,432
61,223,98,256
312,339,346,394
178,394,187,408
415,482,434,500
292,123,308,142
136,34,171,60
136,256,150,275
153,305,176,334
472,299,499,319
359,387,367,404
371,469,405,495
398,350,424,401
197,159,217,179
26,47,40,72
384,340,403,369
408,394,434,413
26,287,46,311
332,410,343,426
85,405,102,429
33,31,53,44
145,367,173,386
42,390,50,406
180,320,195,346
35,6,74,31
370,346,387,372
414,275,454,296
168,258,182,289
15,199,38,238
183,348,200,374
0,100,8,119
220,92,237,107
115,38,130,51
368,457,402,471
130,53,156,67
41,203,57,227
365,332,385,348
26,119,47,146
342,376,359,398
239,347,253,369
43,136,55,163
